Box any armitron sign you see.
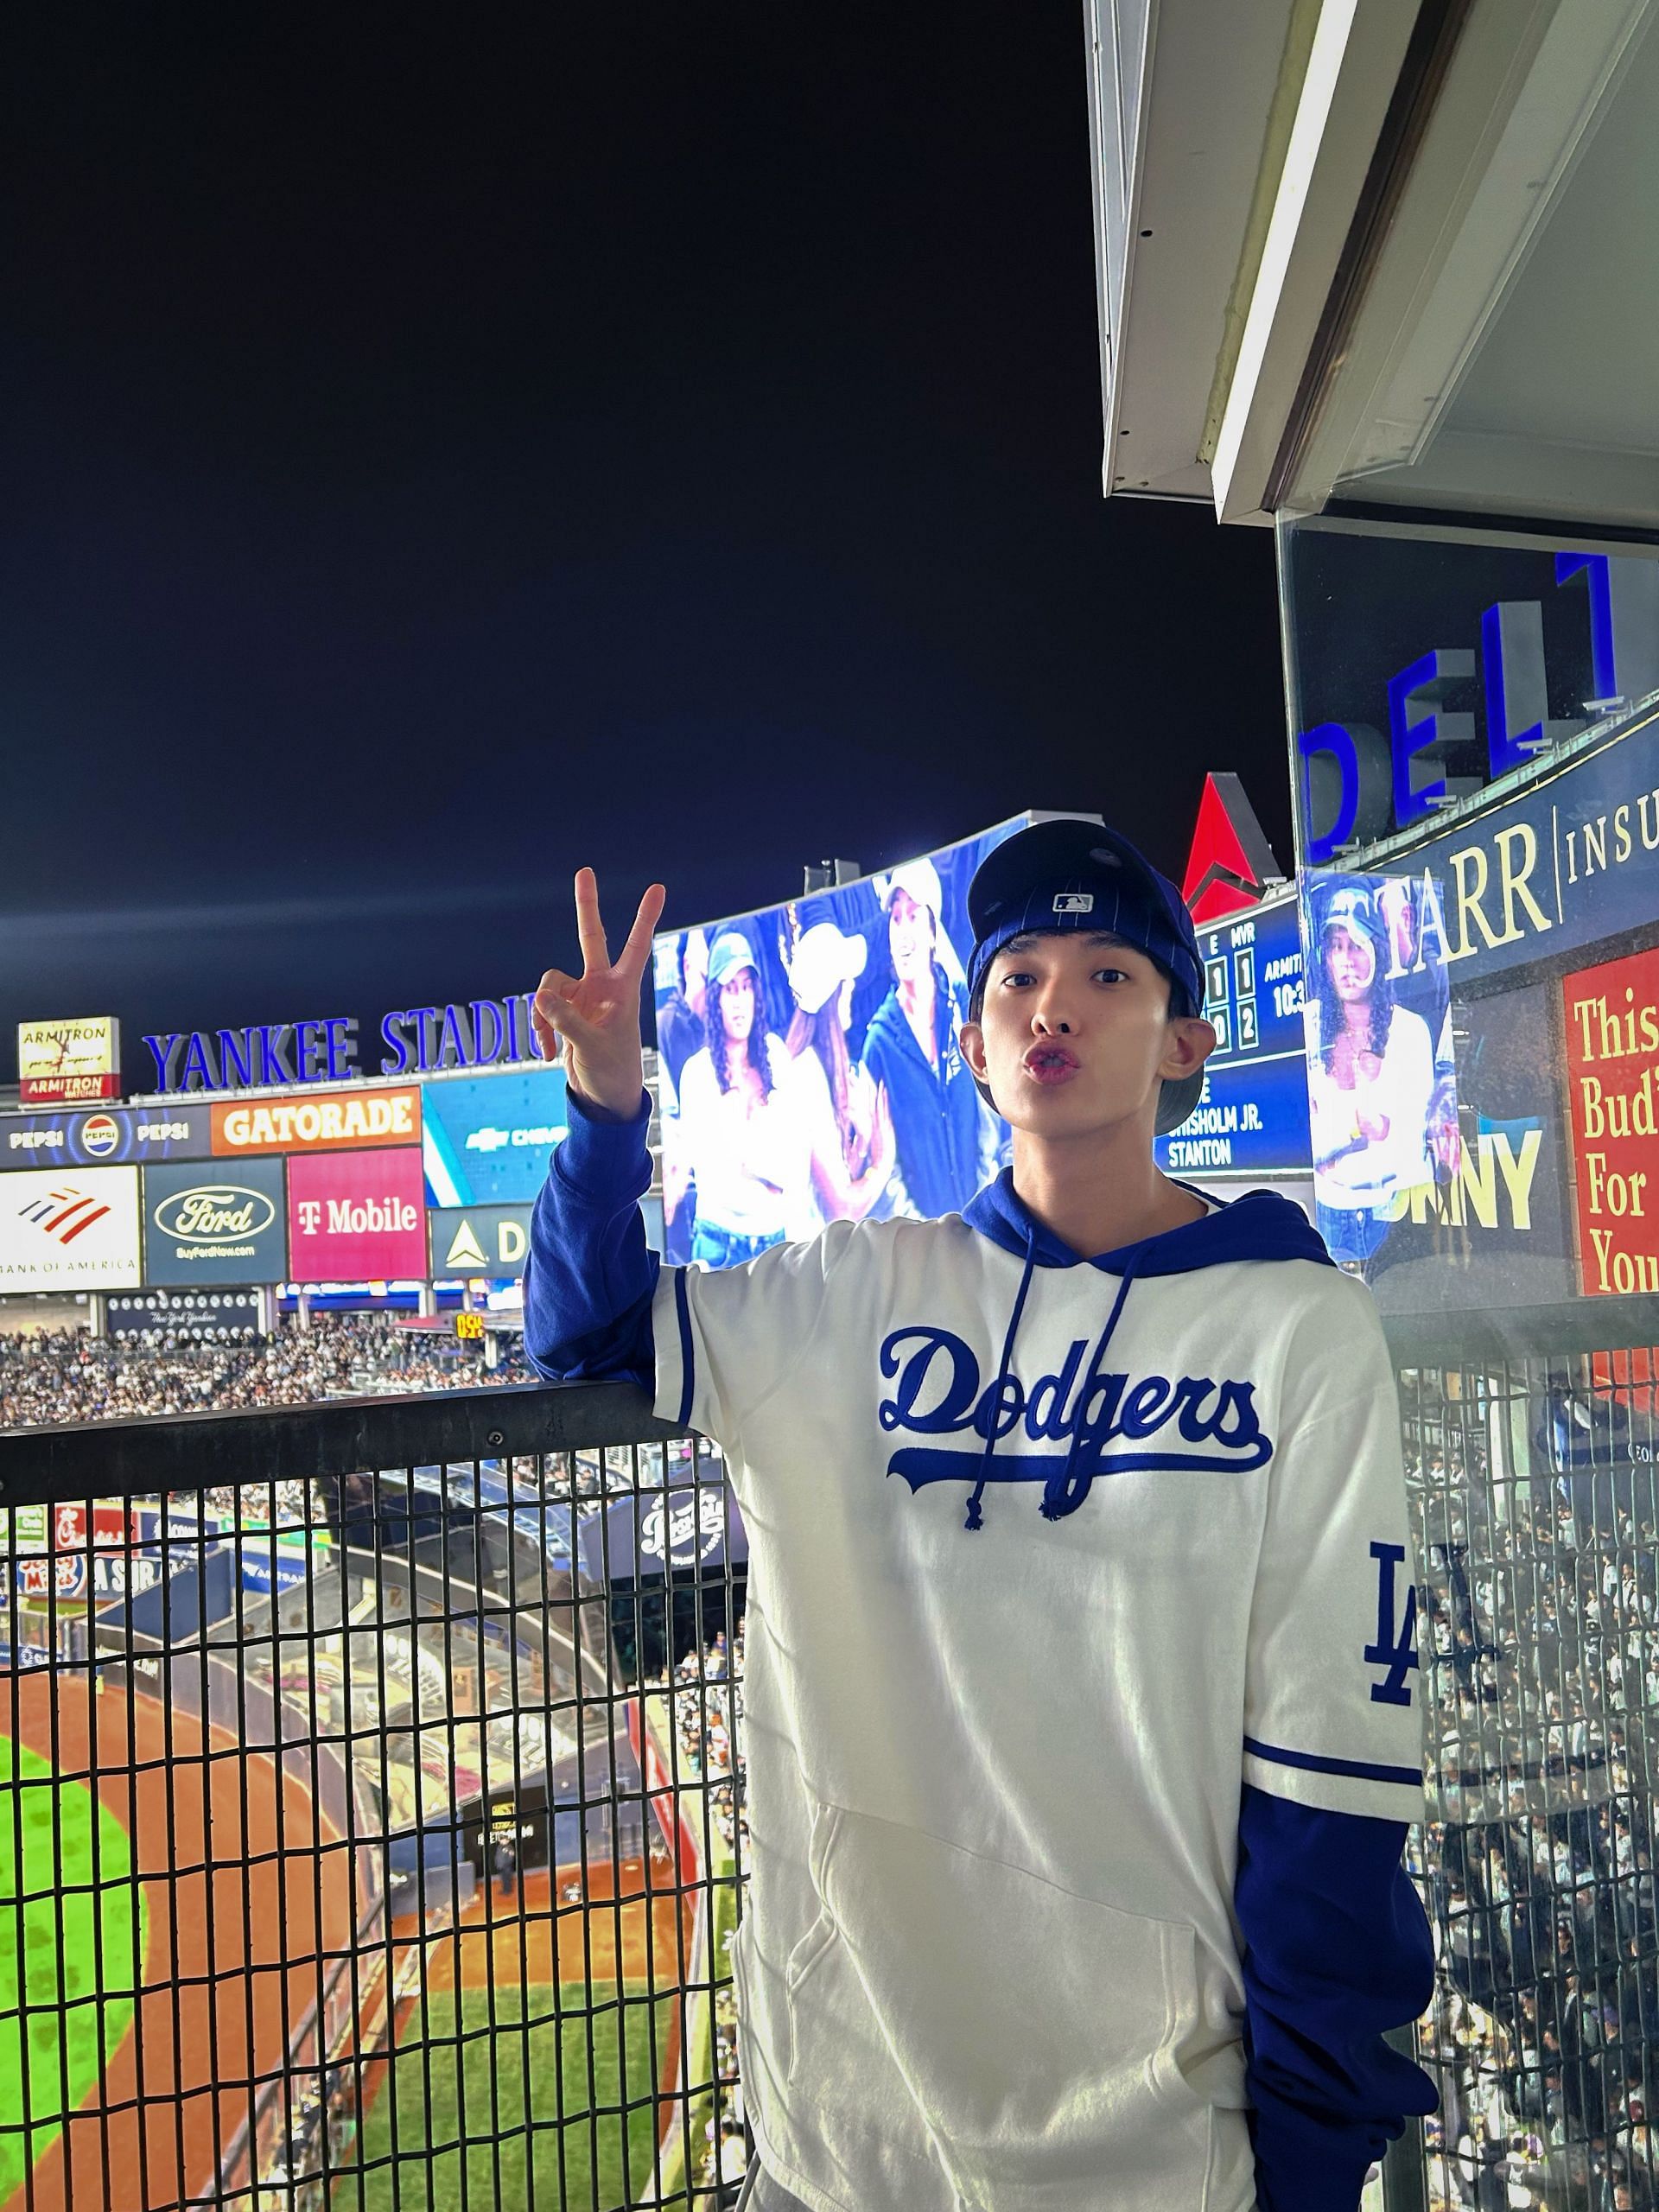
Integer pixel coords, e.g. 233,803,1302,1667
18,1017,122,1104
210,1087,422,1156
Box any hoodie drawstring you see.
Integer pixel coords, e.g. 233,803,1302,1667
1039,1252,1140,1522
963,1225,1037,1532
963,1240,1147,1532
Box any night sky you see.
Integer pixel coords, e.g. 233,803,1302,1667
2,5,1287,1083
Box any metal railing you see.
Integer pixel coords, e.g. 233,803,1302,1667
5,1309,1657,2212
1382,1302,1659,2212
0,1382,747,2212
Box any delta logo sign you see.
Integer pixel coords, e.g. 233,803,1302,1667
287,1148,427,1281
1181,774,1286,927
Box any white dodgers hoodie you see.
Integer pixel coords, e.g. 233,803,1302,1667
647,1173,1427,2212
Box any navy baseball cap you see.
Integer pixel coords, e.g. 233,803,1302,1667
966,819,1209,1135
968,820,1204,1013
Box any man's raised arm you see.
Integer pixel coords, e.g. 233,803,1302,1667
521,868,667,1389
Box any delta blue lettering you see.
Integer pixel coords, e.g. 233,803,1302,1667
1297,552,1659,855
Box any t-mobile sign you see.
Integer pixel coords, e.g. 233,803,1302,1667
287,1147,427,1281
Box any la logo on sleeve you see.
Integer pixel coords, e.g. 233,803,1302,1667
1363,1541,1420,1707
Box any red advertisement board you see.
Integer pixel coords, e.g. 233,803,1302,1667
287,1147,427,1281
21,1072,121,1103
1561,944,1659,1295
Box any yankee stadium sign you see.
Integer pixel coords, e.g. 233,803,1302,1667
140,991,550,1094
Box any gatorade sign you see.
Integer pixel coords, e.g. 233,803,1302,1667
428,1205,533,1281
287,1148,427,1281
212,1086,421,1157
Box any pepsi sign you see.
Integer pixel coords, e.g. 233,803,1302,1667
0,1104,213,1170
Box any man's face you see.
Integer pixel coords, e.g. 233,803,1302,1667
961,930,1213,1142
887,889,934,983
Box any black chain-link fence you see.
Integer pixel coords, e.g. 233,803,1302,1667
1384,1306,1659,2212
0,1383,747,2212
7,1314,1659,2212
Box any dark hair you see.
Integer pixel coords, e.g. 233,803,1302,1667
707,967,775,1098
785,1002,857,1166
1315,925,1395,1069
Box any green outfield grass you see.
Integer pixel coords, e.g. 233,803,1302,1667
0,1733,144,2204
641,1688,742,2212
337,1980,677,2212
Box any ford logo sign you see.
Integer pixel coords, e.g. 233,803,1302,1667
155,1185,276,1243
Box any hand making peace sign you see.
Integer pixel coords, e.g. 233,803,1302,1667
531,868,668,1120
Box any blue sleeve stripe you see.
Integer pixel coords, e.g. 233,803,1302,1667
1243,1734,1422,1790
673,1268,695,1428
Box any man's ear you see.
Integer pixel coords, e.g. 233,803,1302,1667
960,1020,999,1112
1160,1015,1217,1086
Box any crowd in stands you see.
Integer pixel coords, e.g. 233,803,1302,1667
0,1312,533,1427
641,1615,750,2202
1406,1383,1659,2211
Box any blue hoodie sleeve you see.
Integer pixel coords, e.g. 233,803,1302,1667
521,1088,658,1389
1236,1783,1438,2212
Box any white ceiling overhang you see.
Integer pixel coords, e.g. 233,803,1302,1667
1087,0,1659,531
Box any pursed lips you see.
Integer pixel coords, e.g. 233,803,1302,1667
1022,1043,1080,1083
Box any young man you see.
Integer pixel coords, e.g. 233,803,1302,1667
861,857,998,1218
524,820,1437,2212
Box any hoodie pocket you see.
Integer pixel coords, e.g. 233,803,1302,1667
785,1802,1212,2205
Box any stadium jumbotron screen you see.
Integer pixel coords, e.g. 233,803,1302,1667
652,817,1033,1267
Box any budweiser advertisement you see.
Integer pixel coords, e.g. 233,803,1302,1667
1562,944,1659,1296
286,1147,427,1281
17,1016,122,1104
212,1084,421,1156
0,1166,143,1292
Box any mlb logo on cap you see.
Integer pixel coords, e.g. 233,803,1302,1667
1052,892,1095,915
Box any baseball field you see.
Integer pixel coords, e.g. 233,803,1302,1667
0,1668,354,2212
2,1661,706,2211
340,1856,696,2210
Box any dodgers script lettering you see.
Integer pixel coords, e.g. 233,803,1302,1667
877,1323,1273,1524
